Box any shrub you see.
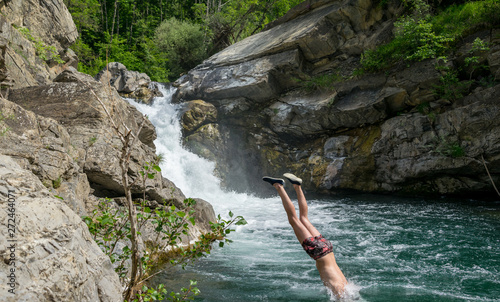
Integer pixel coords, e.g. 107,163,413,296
15,26,64,64
361,15,452,71
297,73,343,92
155,18,207,81
433,68,470,101
360,0,500,73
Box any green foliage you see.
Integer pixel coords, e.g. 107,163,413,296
394,16,453,62
62,0,100,33
83,161,247,301
89,136,97,146
478,74,498,87
361,12,452,71
435,136,466,158
52,176,62,189
0,110,14,137
65,0,302,82
130,282,200,302
84,196,247,299
82,198,133,279
432,0,500,39
464,37,491,80
360,0,499,73
71,39,106,76
155,153,165,165
195,0,302,54
416,102,431,115
433,68,470,101
297,73,343,92
173,211,247,269
15,26,64,64
155,18,206,80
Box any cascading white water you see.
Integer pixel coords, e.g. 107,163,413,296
127,84,500,302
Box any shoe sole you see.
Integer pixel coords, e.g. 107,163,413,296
283,173,302,185
262,176,285,186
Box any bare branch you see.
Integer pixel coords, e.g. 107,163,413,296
481,154,500,197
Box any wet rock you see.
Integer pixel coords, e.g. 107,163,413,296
181,100,218,135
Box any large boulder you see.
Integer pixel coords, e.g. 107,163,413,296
0,154,121,302
174,0,399,103
95,62,161,104
7,69,160,198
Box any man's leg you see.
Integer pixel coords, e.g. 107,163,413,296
294,184,321,237
274,183,312,243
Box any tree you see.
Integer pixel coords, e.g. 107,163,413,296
155,18,206,80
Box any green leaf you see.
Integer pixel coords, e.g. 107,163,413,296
236,218,248,225
219,242,224,248
153,165,161,172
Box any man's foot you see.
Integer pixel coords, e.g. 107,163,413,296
262,176,285,186
283,173,302,185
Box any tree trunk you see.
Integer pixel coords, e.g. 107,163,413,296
128,2,136,44
110,0,119,43
121,137,141,301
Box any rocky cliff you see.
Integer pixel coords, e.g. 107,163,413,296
174,0,500,198
0,0,79,89
0,1,216,300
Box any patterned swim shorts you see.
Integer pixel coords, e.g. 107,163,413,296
302,235,333,260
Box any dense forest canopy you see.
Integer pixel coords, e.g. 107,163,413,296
63,0,500,83
64,0,303,82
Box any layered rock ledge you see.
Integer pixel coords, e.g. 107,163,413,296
173,0,500,198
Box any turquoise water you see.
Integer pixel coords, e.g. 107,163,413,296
129,85,500,302
153,195,500,302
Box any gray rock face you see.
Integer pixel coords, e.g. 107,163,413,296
8,70,159,197
0,0,78,89
6,67,213,226
1,68,218,299
173,0,500,198
1,0,78,51
96,62,161,104
0,96,89,216
0,154,122,302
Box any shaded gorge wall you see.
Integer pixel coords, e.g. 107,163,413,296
173,0,500,199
